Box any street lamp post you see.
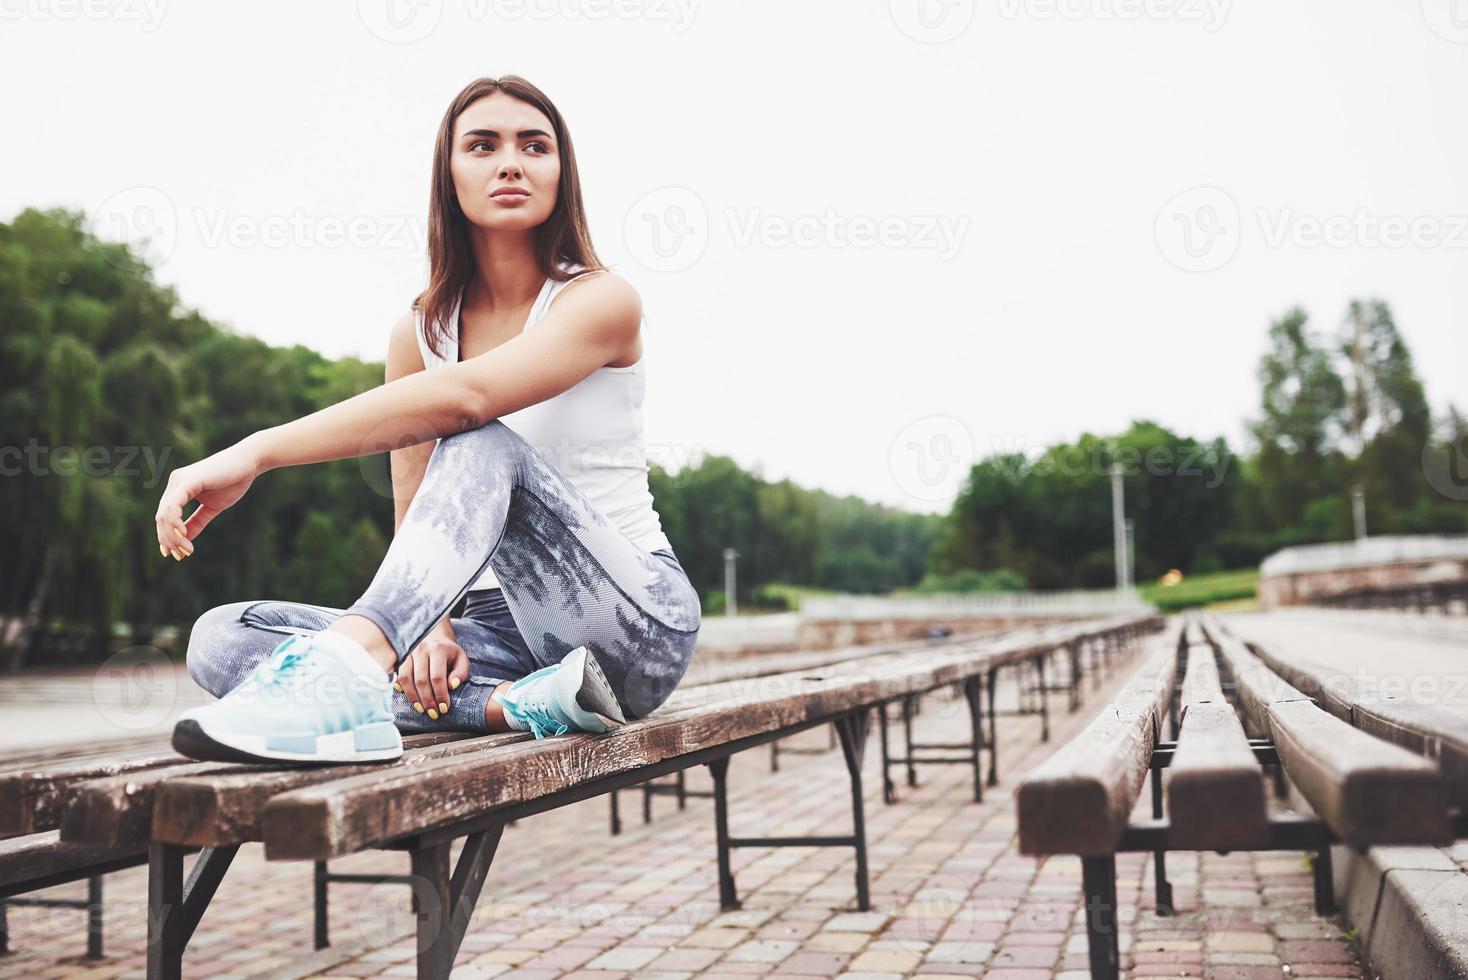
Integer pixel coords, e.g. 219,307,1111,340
1110,464,1129,591
723,547,739,617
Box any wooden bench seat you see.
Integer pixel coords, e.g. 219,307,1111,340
1204,617,1452,847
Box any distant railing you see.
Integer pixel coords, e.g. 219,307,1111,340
800,589,1151,620
1309,579,1468,614
1260,534,1468,578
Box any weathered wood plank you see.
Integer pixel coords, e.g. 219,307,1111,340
1168,642,1269,850
0,830,147,898
1222,614,1468,809
0,745,188,838
1206,616,1452,846
40,732,464,844
147,732,521,847
1016,631,1179,857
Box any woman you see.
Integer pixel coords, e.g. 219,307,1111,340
160,75,702,766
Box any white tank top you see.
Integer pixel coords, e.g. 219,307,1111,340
414,263,673,591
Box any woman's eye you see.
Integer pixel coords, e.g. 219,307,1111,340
469,140,491,152
528,139,550,153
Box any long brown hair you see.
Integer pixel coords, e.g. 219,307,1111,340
415,75,605,359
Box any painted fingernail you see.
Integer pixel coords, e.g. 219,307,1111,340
438,702,448,713
392,682,402,693
160,544,167,558
449,677,460,690
413,702,424,713
427,708,439,720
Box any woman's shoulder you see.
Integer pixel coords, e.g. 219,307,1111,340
387,306,429,376
552,264,641,306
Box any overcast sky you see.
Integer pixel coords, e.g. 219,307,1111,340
4,0,1466,514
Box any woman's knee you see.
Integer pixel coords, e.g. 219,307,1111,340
183,601,255,696
437,419,528,459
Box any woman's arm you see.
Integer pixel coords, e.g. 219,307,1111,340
155,272,641,554
240,272,640,473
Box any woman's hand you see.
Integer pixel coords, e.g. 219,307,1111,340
154,440,264,560
394,626,469,720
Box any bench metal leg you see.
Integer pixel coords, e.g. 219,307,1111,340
964,674,984,803
1,875,108,960
146,842,239,980
1313,846,1335,915
834,709,873,911
409,824,504,979
706,709,874,913
1149,764,1173,916
1068,642,1082,713
1035,654,1050,742
878,701,897,804
314,861,329,950
87,874,103,959
708,755,739,910
986,666,1000,786
609,788,622,836
901,695,917,787
1081,855,1121,980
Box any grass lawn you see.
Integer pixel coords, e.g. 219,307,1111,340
1140,568,1259,612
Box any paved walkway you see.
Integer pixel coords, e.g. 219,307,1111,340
0,650,1365,979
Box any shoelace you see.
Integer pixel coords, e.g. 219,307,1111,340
507,695,569,739
251,636,323,692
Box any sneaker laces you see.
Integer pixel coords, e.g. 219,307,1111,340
503,690,569,739
250,635,323,692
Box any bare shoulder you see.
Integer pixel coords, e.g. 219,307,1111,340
553,268,642,321
385,307,425,381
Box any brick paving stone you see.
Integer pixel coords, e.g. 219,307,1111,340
724,939,800,963
772,951,852,974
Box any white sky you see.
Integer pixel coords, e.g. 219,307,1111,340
4,0,1466,514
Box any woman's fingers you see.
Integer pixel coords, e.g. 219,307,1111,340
391,643,470,722
449,647,468,693
397,651,425,714
427,645,452,716
155,476,197,560
412,652,436,719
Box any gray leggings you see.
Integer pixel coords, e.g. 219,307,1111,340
184,419,703,733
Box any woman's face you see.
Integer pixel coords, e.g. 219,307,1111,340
450,92,561,233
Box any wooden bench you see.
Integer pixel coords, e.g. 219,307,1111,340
613,624,1018,830
629,617,1148,823
1017,611,1459,980
3,613,1159,978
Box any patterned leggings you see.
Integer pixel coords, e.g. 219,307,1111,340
183,419,702,733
